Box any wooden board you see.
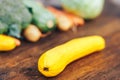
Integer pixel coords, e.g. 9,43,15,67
0,0,120,80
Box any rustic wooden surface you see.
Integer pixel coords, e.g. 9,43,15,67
0,0,120,80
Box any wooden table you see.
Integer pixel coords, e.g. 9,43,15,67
0,0,120,80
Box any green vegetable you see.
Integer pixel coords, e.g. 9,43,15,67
8,24,22,38
0,0,32,38
61,0,104,19
23,0,56,33
0,22,8,34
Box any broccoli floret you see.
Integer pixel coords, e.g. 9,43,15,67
0,0,32,38
0,22,8,34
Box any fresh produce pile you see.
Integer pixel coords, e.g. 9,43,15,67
0,0,104,51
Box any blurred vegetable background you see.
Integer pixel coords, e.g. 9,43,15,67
110,0,120,7
0,0,105,51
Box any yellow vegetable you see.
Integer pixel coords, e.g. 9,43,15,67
0,35,16,51
38,35,105,77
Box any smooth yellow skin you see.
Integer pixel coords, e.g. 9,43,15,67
38,35,105,77
0,35,16,51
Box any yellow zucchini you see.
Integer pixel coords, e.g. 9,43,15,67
0,35,16,51
38,35,105,77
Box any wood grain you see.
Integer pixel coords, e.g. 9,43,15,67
0,0,120,80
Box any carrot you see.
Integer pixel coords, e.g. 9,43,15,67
47,6,73,31
47,6,85,32
65,13,85,26
47,6,84,26
64,13,85,33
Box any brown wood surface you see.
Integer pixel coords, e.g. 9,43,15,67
0,0,120,80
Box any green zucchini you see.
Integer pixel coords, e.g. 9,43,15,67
23,0,56,32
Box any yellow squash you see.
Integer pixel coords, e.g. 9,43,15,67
38,35,105,77
0,35,16,51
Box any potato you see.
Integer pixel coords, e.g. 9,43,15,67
24,24,42,42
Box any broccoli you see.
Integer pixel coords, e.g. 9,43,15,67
0,22,8,34
0,0,32,38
